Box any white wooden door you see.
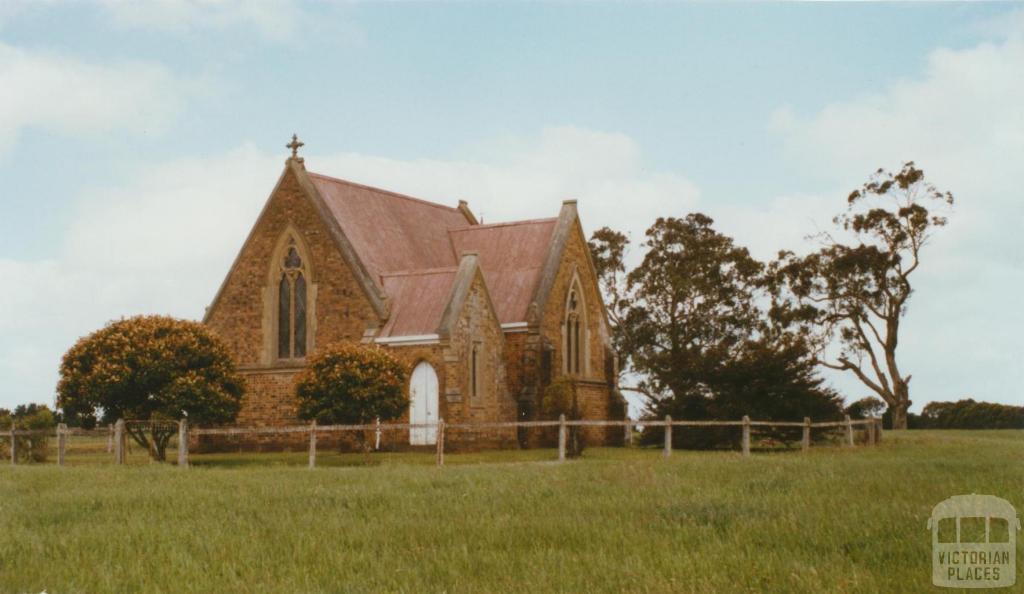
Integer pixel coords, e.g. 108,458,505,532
409,362,438,445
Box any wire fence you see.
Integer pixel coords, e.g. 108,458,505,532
1,415,883,468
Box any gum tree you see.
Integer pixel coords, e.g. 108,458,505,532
773,162,953,429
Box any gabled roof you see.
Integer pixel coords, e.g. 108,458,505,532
378,268,458,338
306,170,566,334
448,218,557,324
205,159,598,340
309,172,472,281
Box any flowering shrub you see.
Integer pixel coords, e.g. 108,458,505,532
57,315,244,461
296,342,408,428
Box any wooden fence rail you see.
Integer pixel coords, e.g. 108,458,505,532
4,416,884,468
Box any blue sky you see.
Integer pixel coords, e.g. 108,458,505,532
1,1,1021,412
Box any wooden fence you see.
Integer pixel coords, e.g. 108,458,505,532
4,415,883,468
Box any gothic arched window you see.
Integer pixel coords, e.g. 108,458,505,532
565,288,582,375
277,240,307,359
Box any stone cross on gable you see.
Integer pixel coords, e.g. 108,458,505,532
286,134,304,162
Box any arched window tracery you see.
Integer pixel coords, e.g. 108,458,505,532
277,239,308,359
565,283,584,376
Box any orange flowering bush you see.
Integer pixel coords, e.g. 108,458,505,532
57,315,244,461
295,342,408,427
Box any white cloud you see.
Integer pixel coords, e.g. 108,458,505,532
767,16,1024,408
314,127,699,256
0,128,698,409
98,0,308,41
0,41,186,154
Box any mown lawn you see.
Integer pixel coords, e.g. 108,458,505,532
1,431,1021,593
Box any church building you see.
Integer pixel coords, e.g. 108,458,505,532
203,140,625,447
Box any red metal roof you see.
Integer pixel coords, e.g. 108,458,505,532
310,173,470,279
308,171,557,335
378,268,457,337
448,219,557,324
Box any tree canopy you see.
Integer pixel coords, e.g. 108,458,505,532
57,315,244,460
295,342,408,427
590,214,843,448
1,403,56,463
771,162,953,429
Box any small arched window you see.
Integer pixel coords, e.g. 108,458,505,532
277,240,307,359
566,289,582,375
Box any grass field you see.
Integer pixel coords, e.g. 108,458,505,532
1,430,1021,593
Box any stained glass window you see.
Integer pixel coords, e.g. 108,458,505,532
278,276,291,359
294,273,307,358
566,288,583,375
277,239,309,360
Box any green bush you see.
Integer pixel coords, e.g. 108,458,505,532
541,377,584,457
643,342,844,449
846,397,886,420
0,404,57,463
902,399,1024,430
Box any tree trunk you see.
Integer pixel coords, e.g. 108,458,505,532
890,401,909,430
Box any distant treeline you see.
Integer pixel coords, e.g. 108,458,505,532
885,399,1024,430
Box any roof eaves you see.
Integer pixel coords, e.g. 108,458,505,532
380,266,459,278
447,217,558,233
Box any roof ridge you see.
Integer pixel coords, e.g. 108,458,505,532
449,217,558,231
308,171,466,215
380,266,459,278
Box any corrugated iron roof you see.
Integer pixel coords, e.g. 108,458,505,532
310,173,471,279
448,219,557,324
308,171,557,335
378,268,458,337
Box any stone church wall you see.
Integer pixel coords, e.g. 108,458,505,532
202,165,618,451
539,223,624,445
436,271,517,448
205,167,379,368
204,167,380,430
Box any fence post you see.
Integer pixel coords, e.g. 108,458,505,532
375,417,381,451
308,420,317,469
107,423,113,453
558,414,567,462
436,418,445,467
866,418,876,446
9,425,15,466
663,415,672,458
177,418,189,468
845,415,854,447
875,418,884,443
624,420,633,447
742,415,751,457
57,423,67,467
802,417,811,453
114,419,126,465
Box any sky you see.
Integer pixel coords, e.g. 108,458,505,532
0,1,1021,413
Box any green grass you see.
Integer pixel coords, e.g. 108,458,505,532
1,431,1021,593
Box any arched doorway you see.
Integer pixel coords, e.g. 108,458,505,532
409,361,439,445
